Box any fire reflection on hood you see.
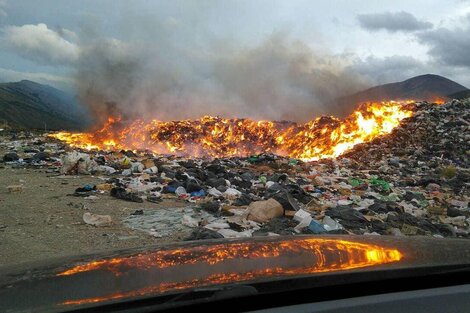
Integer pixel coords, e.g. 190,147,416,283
57,238,402,306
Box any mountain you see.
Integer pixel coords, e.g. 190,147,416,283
1,75,468,130
0,80,89,130
333,74,468,116
448,89,470,100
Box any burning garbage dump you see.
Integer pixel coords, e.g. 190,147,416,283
1,99,469,242
49,101,413,161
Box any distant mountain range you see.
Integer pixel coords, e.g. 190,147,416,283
0,74,468,130
0,80,89,130
333,74,468,116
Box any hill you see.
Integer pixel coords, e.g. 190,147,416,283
448,89,470,100
333,74,468,116
0,80,89,130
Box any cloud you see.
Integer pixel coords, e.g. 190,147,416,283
0,0,7,17
347,53,470,88
0,23,80,66
349,55,427,84
357,11,433,33
417,14,470,67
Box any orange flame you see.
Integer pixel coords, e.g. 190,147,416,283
49,101,414,160
430,97,446,105
58,238,402,306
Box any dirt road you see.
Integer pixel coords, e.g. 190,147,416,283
0,164,189,267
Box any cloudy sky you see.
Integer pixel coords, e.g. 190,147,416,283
0,0,469,120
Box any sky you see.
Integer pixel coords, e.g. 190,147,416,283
0,0,469,121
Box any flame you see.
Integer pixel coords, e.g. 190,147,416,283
430,97,446,105
49,101,413,161
58,238,402,306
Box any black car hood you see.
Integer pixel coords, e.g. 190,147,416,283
1,235,470,312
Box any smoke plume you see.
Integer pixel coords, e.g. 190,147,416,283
75,21,369,125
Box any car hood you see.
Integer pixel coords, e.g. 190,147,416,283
1,235,470,312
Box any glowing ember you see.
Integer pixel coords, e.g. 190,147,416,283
49,101,413,161
58,238,402,306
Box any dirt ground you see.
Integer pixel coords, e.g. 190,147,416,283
0,164,190,267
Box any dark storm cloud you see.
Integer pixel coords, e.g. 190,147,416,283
357,11,433,33
417,14,470,67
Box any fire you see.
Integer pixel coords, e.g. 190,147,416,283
49,101,414,160
57,239,401,277
57,238,402,306
429,97,447,105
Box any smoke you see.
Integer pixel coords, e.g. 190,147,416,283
75,20,369,125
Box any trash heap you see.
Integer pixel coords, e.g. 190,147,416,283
2,99,469,240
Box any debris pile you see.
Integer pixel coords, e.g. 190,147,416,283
49,101,413,160
1,100,469,240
